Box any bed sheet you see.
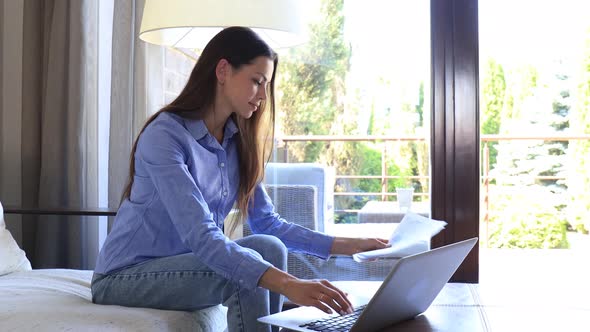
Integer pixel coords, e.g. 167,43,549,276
0,269,227,331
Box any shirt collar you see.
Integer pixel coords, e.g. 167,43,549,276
184,116,239,142
223,117,239,140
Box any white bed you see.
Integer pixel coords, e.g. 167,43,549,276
0,269,228,332
0,202,227,332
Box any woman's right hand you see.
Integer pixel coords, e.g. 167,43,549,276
282,278,354,315
259,267,353,315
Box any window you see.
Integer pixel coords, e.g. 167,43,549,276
479,0,590,287
271,0,431,237
260,0,433,281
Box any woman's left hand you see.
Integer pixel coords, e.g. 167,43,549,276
330,237,390,256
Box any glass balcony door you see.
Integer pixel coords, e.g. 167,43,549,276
271,0,431,237
263,0,432,281
479,0,590,297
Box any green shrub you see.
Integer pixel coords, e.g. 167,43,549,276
488,216,569,249
486,185,569,249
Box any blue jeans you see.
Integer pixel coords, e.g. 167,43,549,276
91,234,287,332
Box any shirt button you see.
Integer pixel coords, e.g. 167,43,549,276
223,191,228,197
220,162,225,168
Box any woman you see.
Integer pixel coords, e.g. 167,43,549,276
92,27,388,332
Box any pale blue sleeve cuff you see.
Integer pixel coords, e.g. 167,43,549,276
304,230,335,260
234,254,272,290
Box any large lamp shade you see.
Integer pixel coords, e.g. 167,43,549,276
139,0,306,49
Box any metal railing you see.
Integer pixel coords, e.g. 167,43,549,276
276,135,427,215
275,133,590,215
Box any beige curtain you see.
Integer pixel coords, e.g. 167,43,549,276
0,0,163,269
0,0,25,244
19,0,99,269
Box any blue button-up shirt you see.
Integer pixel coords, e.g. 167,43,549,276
95,112,334,290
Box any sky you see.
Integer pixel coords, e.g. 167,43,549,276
287,0,590,129
343,0,430,78
341,0,431,125
297,0,590,67
480,0,590,65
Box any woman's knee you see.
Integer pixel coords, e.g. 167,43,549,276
238,234,287,270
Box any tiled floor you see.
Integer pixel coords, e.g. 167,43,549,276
479,248,590,308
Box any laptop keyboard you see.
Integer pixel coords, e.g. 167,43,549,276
299,305,366,331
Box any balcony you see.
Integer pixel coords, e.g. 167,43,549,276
266,133,590,289
271,133,590,249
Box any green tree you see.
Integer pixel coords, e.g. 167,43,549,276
492,64,540,188
275,0,359,222
276,0,350,163
413,82,429,195
366,102,375,135
567,30,590,234
481,59,506,171
501,65,538,125
488,62,573,248
482,59,506,135
542,59,570,190
275,0,428,221
495,61,571,190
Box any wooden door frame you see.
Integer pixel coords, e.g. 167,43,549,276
431,0,480,282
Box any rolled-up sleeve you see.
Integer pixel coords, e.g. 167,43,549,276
247,183,335,259
137,125,271,290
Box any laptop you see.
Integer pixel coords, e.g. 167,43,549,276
258,237,478,332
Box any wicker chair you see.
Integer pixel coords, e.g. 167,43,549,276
244,184,397,281
264,163,335,232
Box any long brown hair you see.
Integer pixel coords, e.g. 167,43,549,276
121,27,277,230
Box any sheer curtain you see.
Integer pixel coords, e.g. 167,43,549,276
17,0,99,268
0,0,163,269
108,0,164,215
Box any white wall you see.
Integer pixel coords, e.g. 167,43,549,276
163,48,195,103
0,0,24,245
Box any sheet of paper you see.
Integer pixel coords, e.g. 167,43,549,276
353,213,447,262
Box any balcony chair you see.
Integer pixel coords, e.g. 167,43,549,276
242,162,397,281
263,162,335,232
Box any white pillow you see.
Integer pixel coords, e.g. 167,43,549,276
0,201,32,275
